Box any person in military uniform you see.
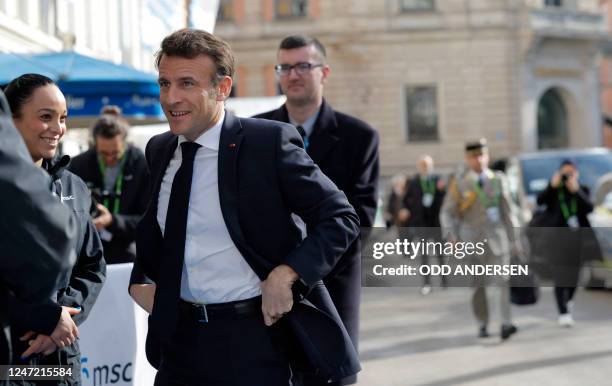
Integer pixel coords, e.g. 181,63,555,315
440,139,521,340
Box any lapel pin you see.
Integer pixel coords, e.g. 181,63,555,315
229,143,236,149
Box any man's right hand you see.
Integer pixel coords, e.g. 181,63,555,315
50,306,80,348
129,284,156,314
551,172,562,188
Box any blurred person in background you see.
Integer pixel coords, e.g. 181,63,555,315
69,106,150,264
385,174,407,229
0,89,77,365
536,159,593,327
400,155,447,295
440,139,521,341
4,73,106,385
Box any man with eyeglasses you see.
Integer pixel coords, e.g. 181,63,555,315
255,35,380,386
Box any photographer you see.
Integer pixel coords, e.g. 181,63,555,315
536,159,593,327
69,106,150,264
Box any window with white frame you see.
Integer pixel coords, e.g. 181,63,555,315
39,0,57,35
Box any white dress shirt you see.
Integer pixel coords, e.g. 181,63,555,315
156,110,262,304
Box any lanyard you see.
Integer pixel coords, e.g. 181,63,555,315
557,188,577,221
420,176,435,195
473,177,500,208
97,153,126,214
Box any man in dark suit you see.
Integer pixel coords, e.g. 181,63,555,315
399,155,447,295
255,35,379,386
129,29,360,385
0,95,76,364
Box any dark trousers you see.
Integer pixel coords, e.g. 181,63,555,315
550,231,581,316
154,303,291,386
555,287,577,315
421,253,447,287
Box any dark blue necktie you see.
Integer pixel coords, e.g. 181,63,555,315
296,125,309,150
153,141,201,338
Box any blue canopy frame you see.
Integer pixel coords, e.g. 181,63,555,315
0,51,164,120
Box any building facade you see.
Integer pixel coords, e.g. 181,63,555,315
216,0,608,175
0,0,218,73
599,0,612,147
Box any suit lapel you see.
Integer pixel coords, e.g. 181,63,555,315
270,100,339,164
149,135,178,216
218,111,247,246
306,99,339,164
269,105,290,123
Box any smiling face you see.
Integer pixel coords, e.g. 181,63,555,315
277,44,329,107
158,54,232,141
12,84,67,165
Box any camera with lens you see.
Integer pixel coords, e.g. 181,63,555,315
88,186,117,217
561,173,571,183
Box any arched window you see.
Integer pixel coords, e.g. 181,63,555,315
537,88,569,149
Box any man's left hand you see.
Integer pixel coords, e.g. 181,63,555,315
93,203,113,230
261,265,299,326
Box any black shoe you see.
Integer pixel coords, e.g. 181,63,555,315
501,324,518,340
478,326,489,338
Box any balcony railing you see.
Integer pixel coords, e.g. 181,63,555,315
528,7,605,35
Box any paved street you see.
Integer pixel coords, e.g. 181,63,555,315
357,287,612,386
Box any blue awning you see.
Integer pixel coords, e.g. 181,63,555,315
0,51,163,120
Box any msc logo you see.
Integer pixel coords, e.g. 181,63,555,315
81,356,133,386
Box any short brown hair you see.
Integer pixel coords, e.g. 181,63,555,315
279,35,326,62
155,28,235,85
92,106,129,142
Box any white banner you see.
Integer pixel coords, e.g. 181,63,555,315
78,263,156,386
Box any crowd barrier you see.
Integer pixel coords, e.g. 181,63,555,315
78,263,156,386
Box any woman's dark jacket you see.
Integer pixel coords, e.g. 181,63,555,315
8,156,106,383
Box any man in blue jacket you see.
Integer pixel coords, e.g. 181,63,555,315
130,29,361,385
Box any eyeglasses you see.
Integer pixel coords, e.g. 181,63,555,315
274,62,323,76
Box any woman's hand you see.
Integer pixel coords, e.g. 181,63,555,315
50,306,80,348
20,334,57,358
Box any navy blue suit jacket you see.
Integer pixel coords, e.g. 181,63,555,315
135,110,361,381
255,100,379,361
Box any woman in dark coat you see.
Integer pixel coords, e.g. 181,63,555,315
4,73,106,385
537,159,593,328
